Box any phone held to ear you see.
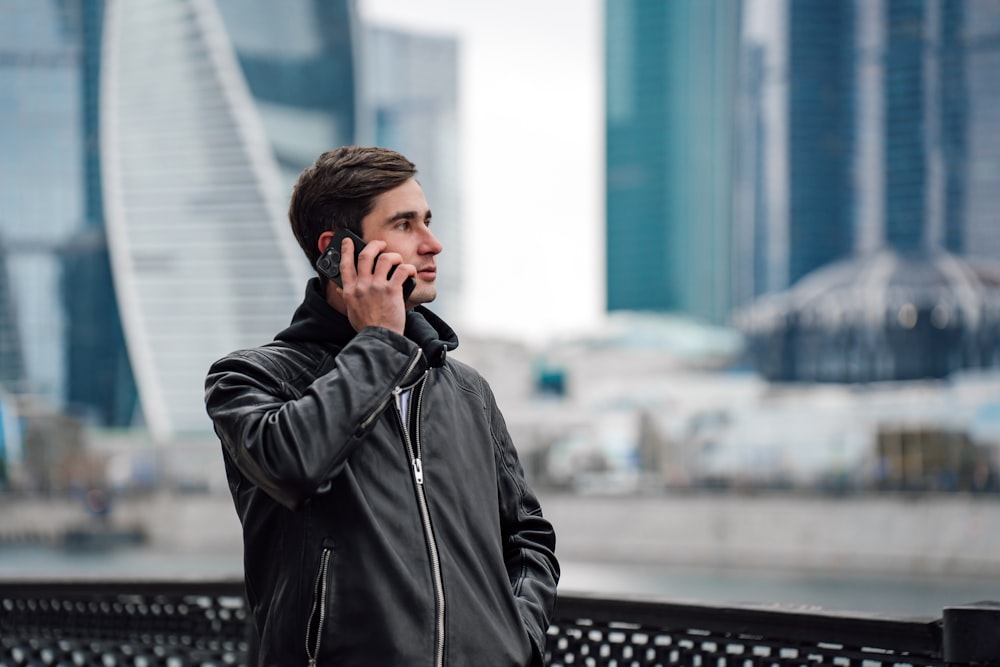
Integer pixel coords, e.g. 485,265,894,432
315,228,416,301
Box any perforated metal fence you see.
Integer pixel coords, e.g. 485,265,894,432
0,581,249,666
546,593,948,667
1,581,998,666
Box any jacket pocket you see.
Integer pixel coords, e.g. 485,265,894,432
304,545,333,666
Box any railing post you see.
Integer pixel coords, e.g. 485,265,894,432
943,602,1000,666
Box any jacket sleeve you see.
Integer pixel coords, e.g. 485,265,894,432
485,377,560,663
204,327,424,510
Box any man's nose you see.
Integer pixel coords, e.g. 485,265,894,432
422,229,443,255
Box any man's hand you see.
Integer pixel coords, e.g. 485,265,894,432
338,237,416,335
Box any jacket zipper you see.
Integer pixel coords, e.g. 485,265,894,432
359,350,423,431
305,546,332,666
302,351,429,665
393,375,446,667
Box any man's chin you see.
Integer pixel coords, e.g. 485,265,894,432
406,288,436,308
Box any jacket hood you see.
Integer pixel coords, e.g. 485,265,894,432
276,278,458,366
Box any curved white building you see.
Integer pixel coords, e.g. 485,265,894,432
101,0,312,441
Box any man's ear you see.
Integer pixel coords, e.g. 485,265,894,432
317,230,335,254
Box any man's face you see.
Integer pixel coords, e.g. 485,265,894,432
360,178,442,306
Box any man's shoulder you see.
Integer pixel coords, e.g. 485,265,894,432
440,356,490,394
210,338,334,382
215,337,311,361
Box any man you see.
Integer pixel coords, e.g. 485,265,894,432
205,146,559,666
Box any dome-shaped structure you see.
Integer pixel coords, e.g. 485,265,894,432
733,250,1000,382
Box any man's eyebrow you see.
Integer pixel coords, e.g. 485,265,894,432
386,209,432,223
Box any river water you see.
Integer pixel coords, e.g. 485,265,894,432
558,560,997,617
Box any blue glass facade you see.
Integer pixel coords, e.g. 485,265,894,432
605,0,742,324
0,247,22,386
606,1,671,313
734,0,1000,383
940,1,967,254
0,1,130,424
964,1,1000,260
65,0,137,426
736,0,998,300
215,0,357,191
786,0,855,285
884,0,927,251
61,232,137,426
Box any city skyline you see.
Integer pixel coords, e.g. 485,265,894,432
3,0,1000,439
0,0,464,439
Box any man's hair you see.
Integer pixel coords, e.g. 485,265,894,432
288,146,417,268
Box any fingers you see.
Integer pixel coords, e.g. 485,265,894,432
338,238,410,334
349,238,388,280
342,237,413,295
338,237,358,286
376,254,416,290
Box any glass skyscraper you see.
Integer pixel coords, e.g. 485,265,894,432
737,0,1000,302
733,0,1000,383
605,0,743,325
785,0,855,284
607,0,1000,326
605,0,1000,381
0,1,131,425
215,0,358,194
964,1,1000,262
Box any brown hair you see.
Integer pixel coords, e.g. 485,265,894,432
288,146,418,268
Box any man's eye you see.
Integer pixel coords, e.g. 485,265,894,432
396,221,411,230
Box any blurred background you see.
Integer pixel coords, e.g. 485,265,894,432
2,0,1000,617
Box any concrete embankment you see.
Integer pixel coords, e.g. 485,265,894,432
2,491,1000,579
0,492,242,553
541,491,1000,579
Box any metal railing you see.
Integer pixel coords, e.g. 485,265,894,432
546,593,999,666
1,580,998,666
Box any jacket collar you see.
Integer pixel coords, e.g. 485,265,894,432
276,278,459,366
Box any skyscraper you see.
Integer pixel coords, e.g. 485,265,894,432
737,0,1000,302
785,0,855,283
736,0,858,299
101,0,320,439
0,1,127,422
604,0,1000,380
963,1,1000,261
0,247,22,389
734,0,1000,382
215,0,358,193
604,0,743,325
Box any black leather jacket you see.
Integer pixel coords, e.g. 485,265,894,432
205,279,559,666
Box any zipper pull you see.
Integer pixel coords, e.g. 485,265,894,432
412,457,424,485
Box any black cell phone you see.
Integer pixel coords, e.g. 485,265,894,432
315,228,416,301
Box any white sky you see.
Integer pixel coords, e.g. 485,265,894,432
358,0,605,344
